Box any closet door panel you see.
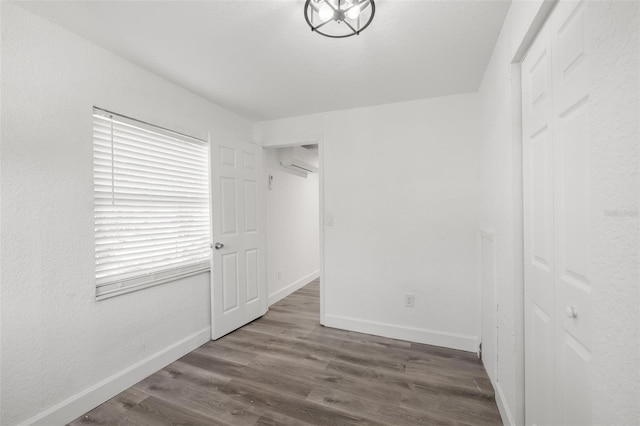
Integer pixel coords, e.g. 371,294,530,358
552,1,592,424
522,2,594,424
522,23,556,426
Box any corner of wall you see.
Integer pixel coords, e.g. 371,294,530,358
19,328,211,426
324,315,479,353
268,270,320,306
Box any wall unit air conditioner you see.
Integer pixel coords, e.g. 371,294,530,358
278,146,319,177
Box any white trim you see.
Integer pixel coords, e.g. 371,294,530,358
317,135,325,325
323,314,479,352
261,134,322,149
494,381,516,426
268,270,320,306
96,266,210,301
20,327,211,426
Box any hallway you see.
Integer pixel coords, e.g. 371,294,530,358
71,280,501,425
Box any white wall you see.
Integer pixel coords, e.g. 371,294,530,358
0,4,252,425
265,148,320,304
587,2,639,423
478,0,639,424
256,93,482,352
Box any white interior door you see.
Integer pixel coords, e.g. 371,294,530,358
522,1,592,424
211,138,267,340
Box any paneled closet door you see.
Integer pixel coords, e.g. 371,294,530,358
522,1,592,424
551,2,592,424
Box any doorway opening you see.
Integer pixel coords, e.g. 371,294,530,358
264,142,322,322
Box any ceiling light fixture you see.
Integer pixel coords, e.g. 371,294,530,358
304,0,375,38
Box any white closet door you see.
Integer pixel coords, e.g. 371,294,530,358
522,1,592,424
551,1,592,424
522,22,556,426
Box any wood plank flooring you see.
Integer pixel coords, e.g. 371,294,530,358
70,280,501,425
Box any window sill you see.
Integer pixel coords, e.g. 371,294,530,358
96,264,210,301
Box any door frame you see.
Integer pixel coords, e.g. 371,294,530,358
261,134,326,325
510,2,558,425
477,1,558,424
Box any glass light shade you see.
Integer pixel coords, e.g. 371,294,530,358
318,4,334,21
346,6,360,20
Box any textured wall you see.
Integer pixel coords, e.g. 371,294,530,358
587,1,639,423
256,93,482,351
478,0,640,424
0,4,252,424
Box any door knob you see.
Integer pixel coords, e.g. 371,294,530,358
214,242,224,250
565,306,577,319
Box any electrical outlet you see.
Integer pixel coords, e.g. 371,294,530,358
405,294,415,308
277,270,283,280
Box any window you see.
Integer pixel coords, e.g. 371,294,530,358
93,108,211,300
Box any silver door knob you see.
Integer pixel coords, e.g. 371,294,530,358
565,306,577,319
214,242,224,250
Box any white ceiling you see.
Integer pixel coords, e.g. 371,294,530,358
16,0,510,121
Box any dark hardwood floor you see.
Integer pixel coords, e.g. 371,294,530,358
70,280,501,425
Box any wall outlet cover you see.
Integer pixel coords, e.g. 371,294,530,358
405,294,415,308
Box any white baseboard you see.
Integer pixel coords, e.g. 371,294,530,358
268,270,319,306
323,314,478,352
494,380,515,426
21,327,211,426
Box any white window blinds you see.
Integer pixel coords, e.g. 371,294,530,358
93,108,211,300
